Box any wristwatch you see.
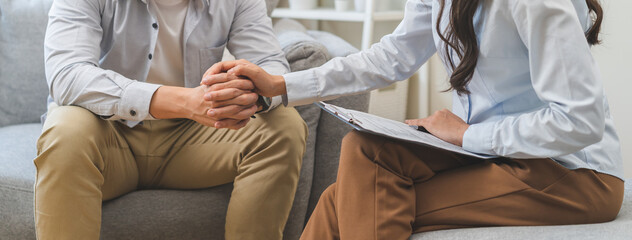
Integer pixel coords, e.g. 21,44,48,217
256,95,272,113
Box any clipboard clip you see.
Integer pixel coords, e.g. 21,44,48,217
336,111,363,125
322,103,363,125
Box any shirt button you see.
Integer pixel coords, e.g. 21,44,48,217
130,110,137,116
152,23,158,29
148,54,153,60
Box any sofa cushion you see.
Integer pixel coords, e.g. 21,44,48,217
0,124,40,188
100,186,234,240
307,30,360,58
411,180,632,240
273,19,332,239
274,20,331,73
0,0,53,127
0,123,40,239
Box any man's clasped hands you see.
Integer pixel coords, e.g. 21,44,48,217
194,60,286,130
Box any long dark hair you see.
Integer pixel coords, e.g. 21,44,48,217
437,0,604,95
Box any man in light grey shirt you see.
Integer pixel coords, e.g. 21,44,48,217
37,0,307,239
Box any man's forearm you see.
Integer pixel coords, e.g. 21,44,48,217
149,86,192,119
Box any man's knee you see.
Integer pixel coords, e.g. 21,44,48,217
39,106,106,147
260,107,308,150
249,107,308,169
36,106,111,170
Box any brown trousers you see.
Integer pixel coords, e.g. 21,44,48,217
300,131,624,240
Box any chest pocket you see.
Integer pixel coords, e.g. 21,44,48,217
199,43,227,78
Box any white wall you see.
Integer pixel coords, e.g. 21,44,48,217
592,0,632,178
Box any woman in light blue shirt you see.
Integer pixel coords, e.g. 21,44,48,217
203,0,624,239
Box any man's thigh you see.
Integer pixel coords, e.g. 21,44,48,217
151,106,307,189
37,106,138,201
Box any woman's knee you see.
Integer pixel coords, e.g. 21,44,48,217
318,183,337,203
341,130,385,161
593,173,625,222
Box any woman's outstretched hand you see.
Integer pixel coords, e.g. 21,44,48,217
405,109,470,147
201,59,286,98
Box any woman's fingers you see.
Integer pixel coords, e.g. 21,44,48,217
227,63,261,80
203,61,239,79
202,59,254,85
405,118,427,126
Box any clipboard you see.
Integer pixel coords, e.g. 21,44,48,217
315,101,496,159
315,101,364,131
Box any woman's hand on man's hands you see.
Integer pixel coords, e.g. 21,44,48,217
201,59,286,98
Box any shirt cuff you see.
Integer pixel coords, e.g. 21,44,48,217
462,121,497,156
117,81,162,121
268,96,282,111
283,70,320,107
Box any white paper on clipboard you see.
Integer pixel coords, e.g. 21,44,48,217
315,101,496,159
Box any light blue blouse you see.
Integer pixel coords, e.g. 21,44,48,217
283,0,624,179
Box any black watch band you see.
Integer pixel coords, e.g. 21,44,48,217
256,95,272,113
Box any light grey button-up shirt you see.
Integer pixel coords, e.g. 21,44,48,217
44,0,289,125
283,0,624,179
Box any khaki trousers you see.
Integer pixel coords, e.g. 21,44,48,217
34,106,307,240
300,131,624,240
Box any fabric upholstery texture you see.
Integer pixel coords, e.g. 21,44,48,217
307,30,360,58
272,17,371,239
269,18,372,222
275,20,331,239
274,19,331,73
0,0,53,127
0,124,40,240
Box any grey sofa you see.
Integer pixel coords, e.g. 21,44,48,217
1,1,630,240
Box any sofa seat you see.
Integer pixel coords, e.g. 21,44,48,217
412,180,632,240
0,124,40,239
